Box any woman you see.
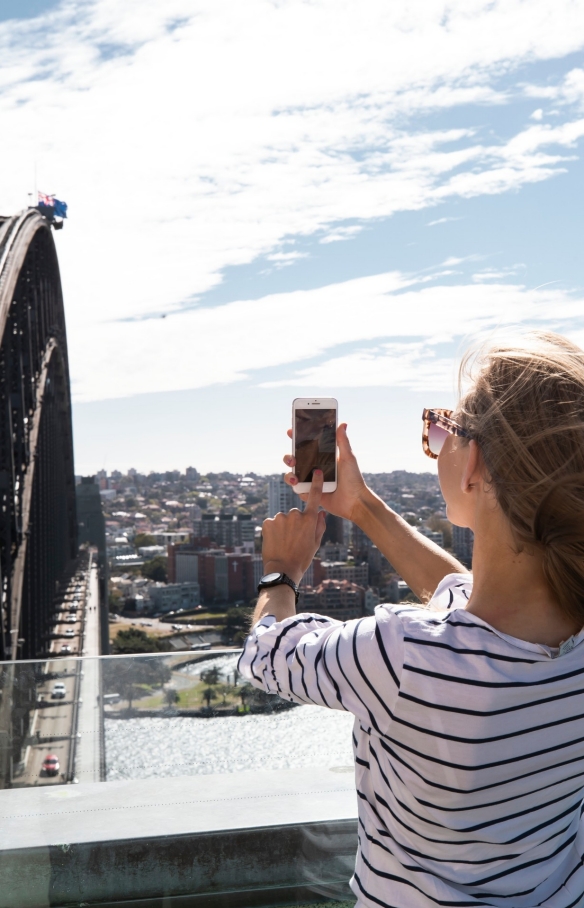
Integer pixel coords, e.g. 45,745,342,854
238,331,584,908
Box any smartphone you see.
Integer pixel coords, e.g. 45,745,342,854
292,397,338,494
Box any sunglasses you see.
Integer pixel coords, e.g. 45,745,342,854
422,408,471,459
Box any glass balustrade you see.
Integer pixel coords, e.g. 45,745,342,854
0,651,358,908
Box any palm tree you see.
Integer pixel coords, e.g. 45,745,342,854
239,682,254,710
201,686,217,710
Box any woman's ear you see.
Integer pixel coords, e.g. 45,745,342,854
461,440,481,493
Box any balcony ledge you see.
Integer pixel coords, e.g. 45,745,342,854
0,768,358,908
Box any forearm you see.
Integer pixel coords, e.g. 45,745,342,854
353,488,466,601
252,583,296,626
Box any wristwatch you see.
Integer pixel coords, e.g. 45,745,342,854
257,571,299,604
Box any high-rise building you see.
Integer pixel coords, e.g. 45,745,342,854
193,513,255,546
175,551,199,583
452,526,474,567
226,553,255,601
351,524,373,559
322,514,344,544
418,527,445,548
321,561,369,587
268,478,298,517
76,476,108,654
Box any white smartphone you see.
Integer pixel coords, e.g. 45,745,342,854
292,397,338,494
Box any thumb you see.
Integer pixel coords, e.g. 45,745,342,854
337,423,353,457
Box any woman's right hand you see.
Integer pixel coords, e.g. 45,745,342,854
283,423,370,522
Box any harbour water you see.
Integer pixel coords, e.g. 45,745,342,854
105,705,356,780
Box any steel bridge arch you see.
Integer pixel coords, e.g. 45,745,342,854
0,209,77,661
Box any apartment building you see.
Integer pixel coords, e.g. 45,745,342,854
321,560,369,587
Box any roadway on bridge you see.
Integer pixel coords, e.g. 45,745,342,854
16,563,99,787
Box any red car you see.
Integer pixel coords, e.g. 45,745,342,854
42,754,59,776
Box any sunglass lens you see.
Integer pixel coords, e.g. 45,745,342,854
428,421,448,456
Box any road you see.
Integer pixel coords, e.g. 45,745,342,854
13,562,95,787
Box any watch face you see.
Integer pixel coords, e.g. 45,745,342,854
261,572,282,584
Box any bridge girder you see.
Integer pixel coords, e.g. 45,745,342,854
0,210,77,661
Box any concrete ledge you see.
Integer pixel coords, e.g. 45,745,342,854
0,769,358,908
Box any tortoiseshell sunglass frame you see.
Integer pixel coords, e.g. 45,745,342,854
422,408,472,460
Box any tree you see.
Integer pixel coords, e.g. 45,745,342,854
201,686,217,709
109,589,123,614
239,682,255,709
118,677,138,710
224,607,253,644
426,513,453,549
102,655,171,711
113,627,171,654
164,687,179,708
142,556,168,583
134,532,156,549
200,666,221,686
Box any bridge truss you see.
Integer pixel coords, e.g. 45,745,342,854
0,210,77,661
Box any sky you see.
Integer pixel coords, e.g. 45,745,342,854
2,0,584,476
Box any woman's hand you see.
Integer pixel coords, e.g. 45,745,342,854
262,471,327,584
283,423,369,522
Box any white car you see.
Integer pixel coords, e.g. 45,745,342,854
64,629,75,638
60,645,72,654
51,683,66,699
65,615,77,624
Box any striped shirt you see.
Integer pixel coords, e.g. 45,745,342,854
238,573,584,908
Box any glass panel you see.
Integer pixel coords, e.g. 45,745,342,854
0,653,358,908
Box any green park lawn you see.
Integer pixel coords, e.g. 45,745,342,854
136,677,245,711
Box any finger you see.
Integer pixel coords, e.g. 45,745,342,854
287,428,292,439
283,454,296,467
304,469,323,516
284,471,299,487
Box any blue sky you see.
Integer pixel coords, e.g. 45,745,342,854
2,1,584,475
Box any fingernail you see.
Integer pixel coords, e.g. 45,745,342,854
314,470,322,477
290,476,297,484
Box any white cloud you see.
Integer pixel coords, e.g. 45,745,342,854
426,216,463,226
2,1,584,400
320,225,364,243
261,342,458,393
67,270,584,400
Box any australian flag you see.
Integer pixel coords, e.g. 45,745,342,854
37,192,68,219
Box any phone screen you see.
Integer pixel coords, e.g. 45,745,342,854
294,408,337,482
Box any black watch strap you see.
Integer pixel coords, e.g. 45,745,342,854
257,572,299,604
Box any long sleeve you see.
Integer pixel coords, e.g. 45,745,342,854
238,607,404,735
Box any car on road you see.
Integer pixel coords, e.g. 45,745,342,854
60,645,72,654
51,683,66,699
64,629,75,638
41,754,60,776
65,615,77,623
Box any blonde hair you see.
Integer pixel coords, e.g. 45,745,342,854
458,331,584,627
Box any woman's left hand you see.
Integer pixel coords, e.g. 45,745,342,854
261,470,327,585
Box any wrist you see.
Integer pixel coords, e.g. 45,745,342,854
262,561,303,586
351,485,382,528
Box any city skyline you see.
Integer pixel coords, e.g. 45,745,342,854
2,2,584,474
